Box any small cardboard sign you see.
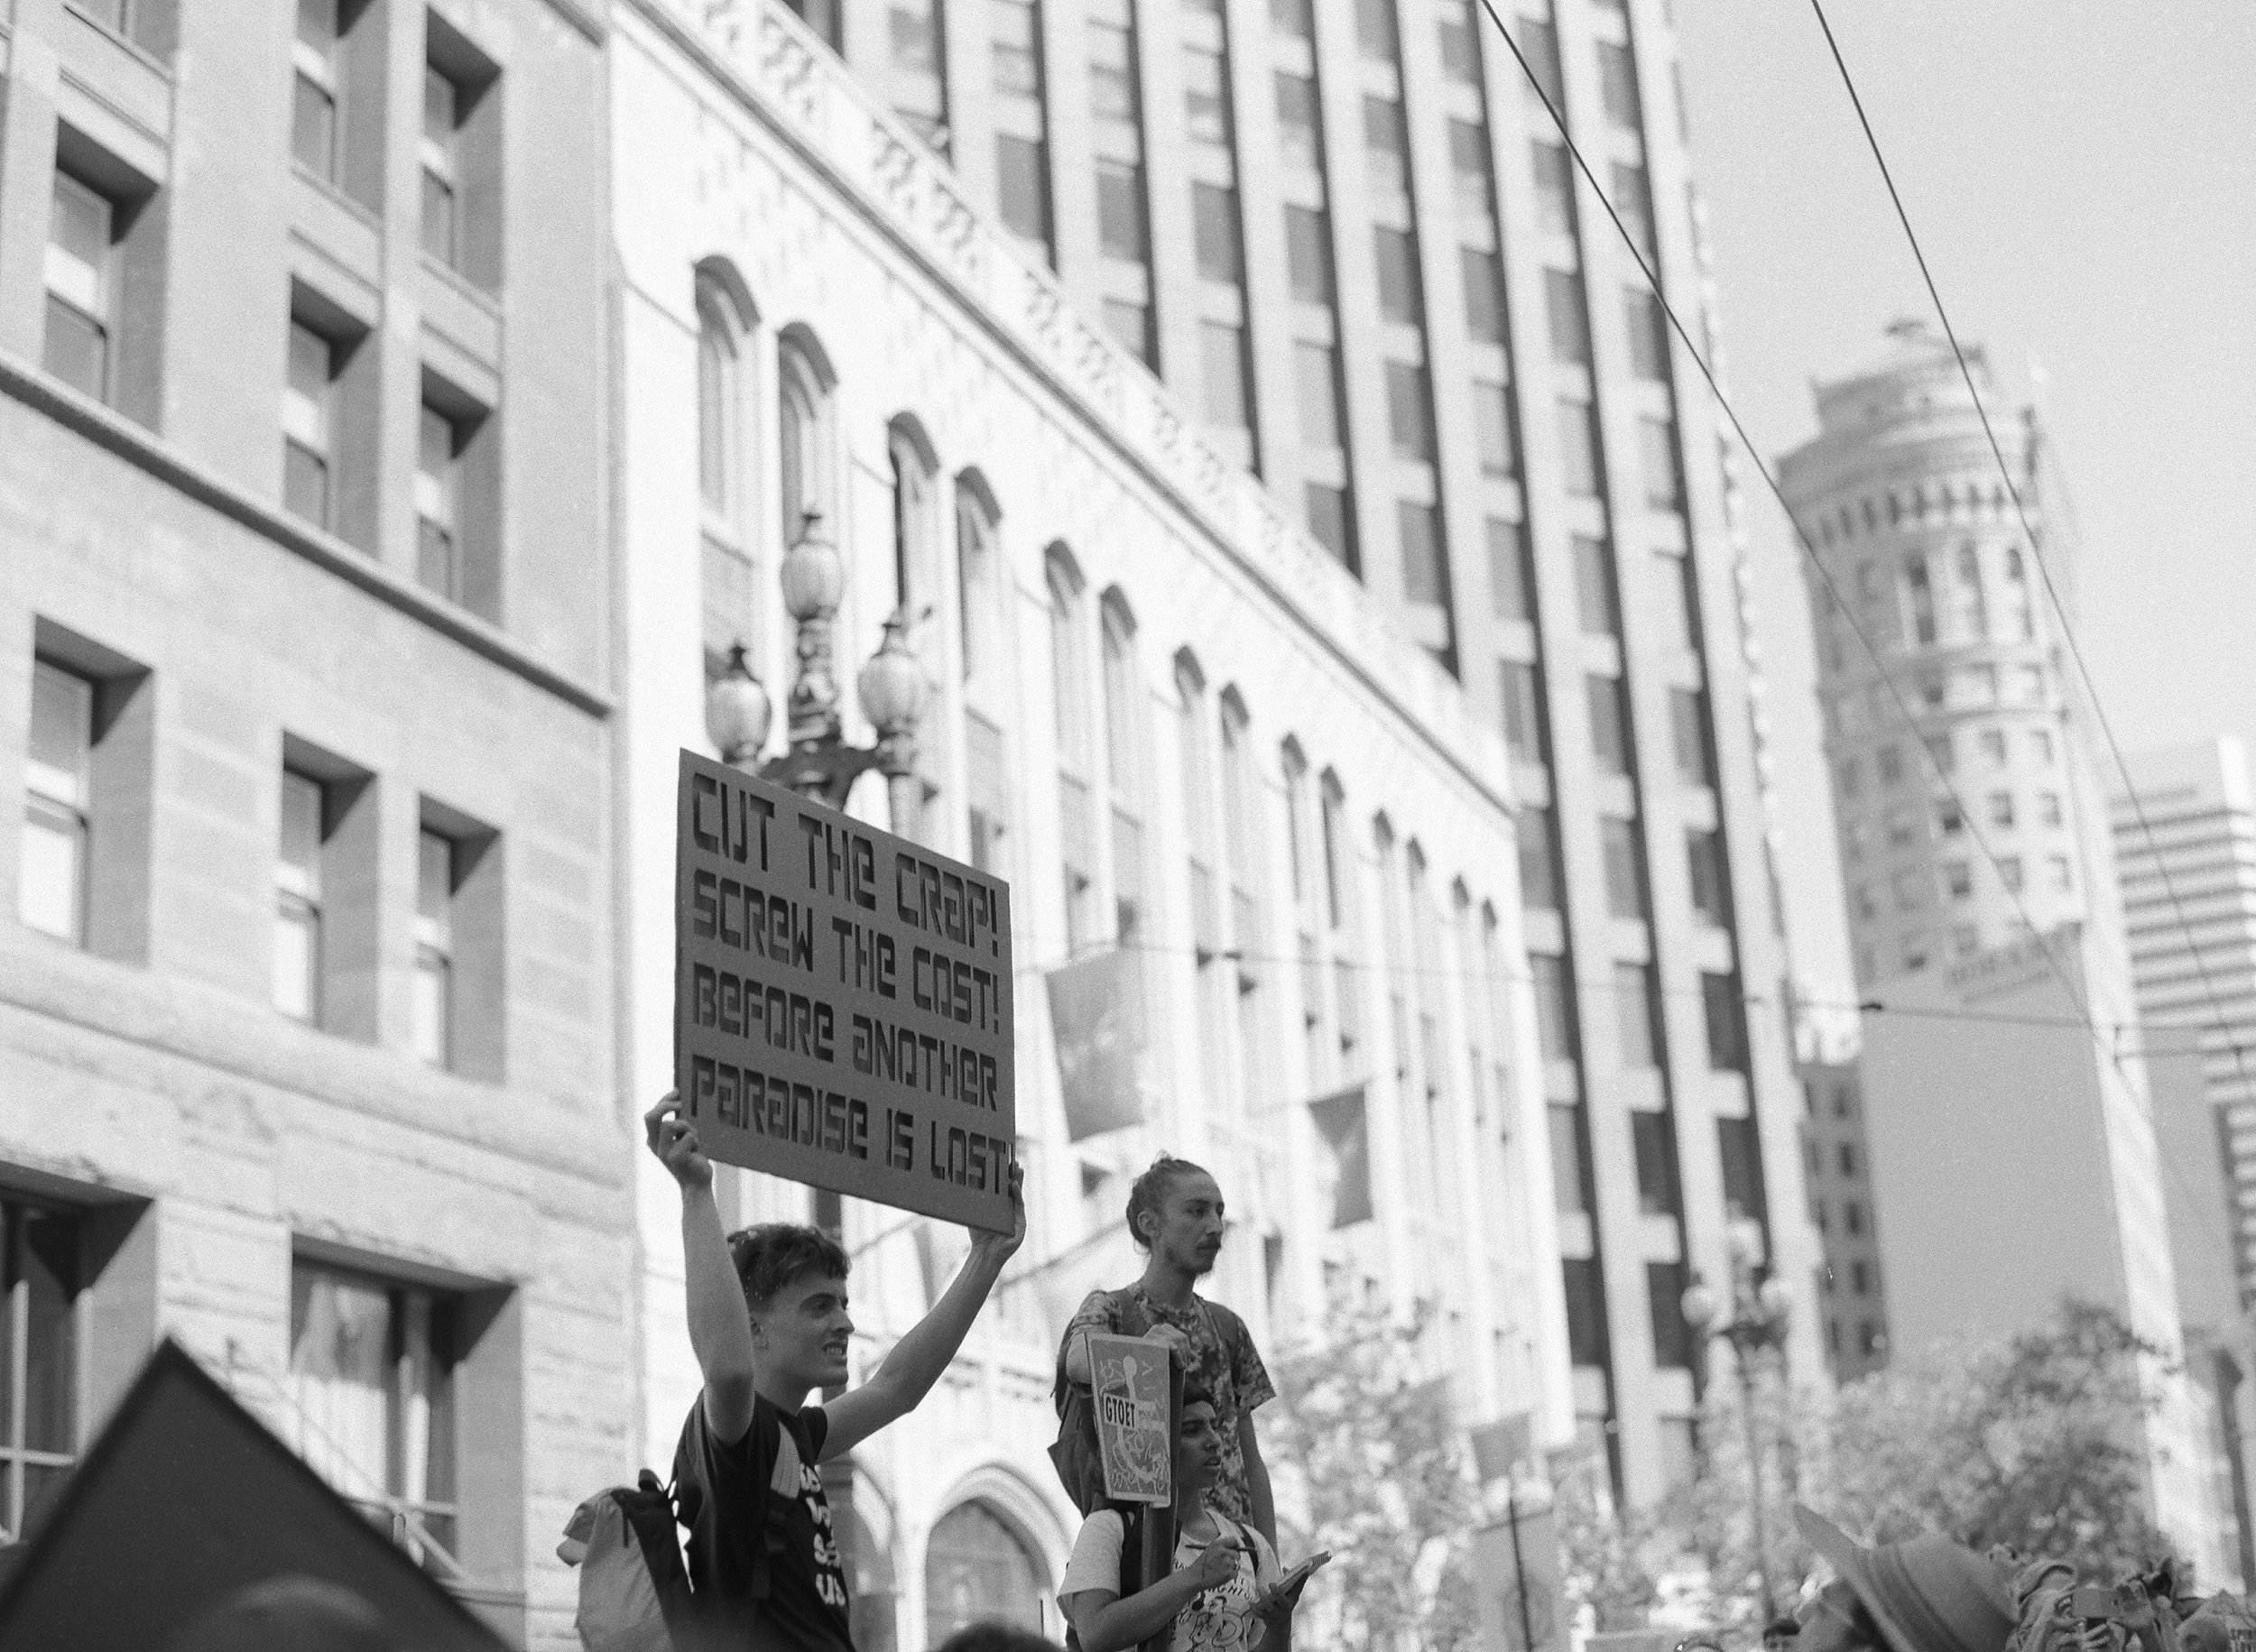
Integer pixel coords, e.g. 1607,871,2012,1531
675,752,1017,1232
1086,1333,1174,1505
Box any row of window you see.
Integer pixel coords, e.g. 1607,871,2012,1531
1854,851,2076,919
1816,478,2018,546
1530,956,1751,1078
1803,1136,1860,1181
1845,787,2067,857
0,1190,458,1564
1820,543,2039,664
23,652,490,1075
1838,728,2057,801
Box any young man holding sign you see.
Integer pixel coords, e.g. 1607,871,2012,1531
647,1092,1025,1650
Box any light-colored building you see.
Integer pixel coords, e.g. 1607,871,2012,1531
2113,738,2256,1297
1790,1006,1889,1383
1781,323,2225,1564
613,4,1578,1646
0,0,628,1644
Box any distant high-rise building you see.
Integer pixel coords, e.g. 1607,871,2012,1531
2113,739,2256,1297
1790,1005,1890,1383
1781,322,2227,1565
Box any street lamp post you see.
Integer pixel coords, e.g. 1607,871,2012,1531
701,508,931,1642
1680,1227,1793,1622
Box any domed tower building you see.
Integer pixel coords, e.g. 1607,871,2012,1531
1778,321,2236,1574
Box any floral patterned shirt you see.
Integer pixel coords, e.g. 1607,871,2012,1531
1065,1287,1275,1526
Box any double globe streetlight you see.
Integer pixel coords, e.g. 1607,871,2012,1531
1680,1224,1793,1621
703,509,929,833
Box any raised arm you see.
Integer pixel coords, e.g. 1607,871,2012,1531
646,1094,758,1444
822,1164,1026,1458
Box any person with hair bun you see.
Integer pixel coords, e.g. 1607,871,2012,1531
1059,1157,1277,1543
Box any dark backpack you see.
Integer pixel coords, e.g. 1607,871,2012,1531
1049,1290,1152,1514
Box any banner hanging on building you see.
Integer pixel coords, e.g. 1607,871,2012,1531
1086,1332,1174,1505
674,752,1017,1232
1309,1084,1373,1229
1048,949,1144,1142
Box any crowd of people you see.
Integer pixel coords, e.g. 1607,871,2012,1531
640,1091,2254,1652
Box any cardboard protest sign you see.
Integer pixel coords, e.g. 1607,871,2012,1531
676,752,1018,1232
1086,1333,1175,1505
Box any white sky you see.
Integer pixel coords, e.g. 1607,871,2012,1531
1671,0,2256,1001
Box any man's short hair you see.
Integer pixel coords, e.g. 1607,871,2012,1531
1180,1380,1217,1415
727,1223,849,1310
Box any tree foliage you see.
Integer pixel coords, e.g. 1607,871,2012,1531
1558,1301,2179,1634
1266,1303,1481,1652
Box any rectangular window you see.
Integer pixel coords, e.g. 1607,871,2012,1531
1544,269,1590,365
275,770,328,1023
284,320,338,529
1641,417,1682,510
1530,954,1575,1064
1364,97,1410,196
2000,856,2023,892
1437,0,1480,83
1385,362,1434,461
1517,15,1563,106
1625,289,1669,381
23,662,95,946
1449,119,1495,221
996,134,1051,248
1532,141,1573,234
1294,343,1344,450
1573,536,1619,636
1601,817,1646,920
413,830,455,1067
1687,829,1729,926
1519,810,1560,912
294,0,344,180
1488,517,1533,622
1185,42,1232,147
1989,790,2015,829
1613,162,1655,259
1563,1258,1606,1368
1597,41,1641,128
1557,398,1600,496
1285,205,1333,301
1474,381,1516,477
889,0,949,149
1669,688,1714,785
1271,0,1313,37
1648,1261,1692,1369
1275,72,1322,173
1096,161,1147,261
967,711,1010,874
1374,227,1423,325
1199,322,1251,430
1462,248,1506,345
1355,0,1398,60
415,403,462,602
1501,662,1547,766
1397,503,1446,605
994,0,1044,93
1101,300,1153,366
288,1260,459,1563
0,1195,83,1537
1193,181,1242,282
43,171,116,403
1702,973,1748,1074
1717,1115,1765,1222
420,64,464,270
1306,485,1355,570
1586,673,1631,774
1616,965,1660,1070
1549,1106,1587,1213
1089,14,1140,122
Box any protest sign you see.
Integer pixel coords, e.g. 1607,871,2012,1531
1086,1333,1175,1505
675,751,1017,1232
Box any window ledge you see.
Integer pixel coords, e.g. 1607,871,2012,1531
420,249,502,317
0,348,611,719
60,4,176,78
291,162,384,234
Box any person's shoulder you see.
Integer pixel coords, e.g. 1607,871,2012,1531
1070,1507,1130,1552
1196,1295,1253,1339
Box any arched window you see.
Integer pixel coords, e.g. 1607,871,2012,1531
923,1501,1046,1646
1100,592,1143,942
696,266,756,670
1901,554,1935,645
1049,548,1096,947
888,417,938,612
1219,689,1265,1117
1178,652,1232,1103
1280,739,1309,910
777,329,834,547
956,471,1001,689
2002,546,2035,640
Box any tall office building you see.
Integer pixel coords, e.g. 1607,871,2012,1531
0,0,628,1640
1781,323,2226,1564
759,0,1818,1509
2114,738,2256,1296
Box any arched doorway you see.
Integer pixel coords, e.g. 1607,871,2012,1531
924,1499,1050,1645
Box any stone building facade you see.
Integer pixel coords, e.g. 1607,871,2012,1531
612,2,1579,1643
0,0,630,1642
